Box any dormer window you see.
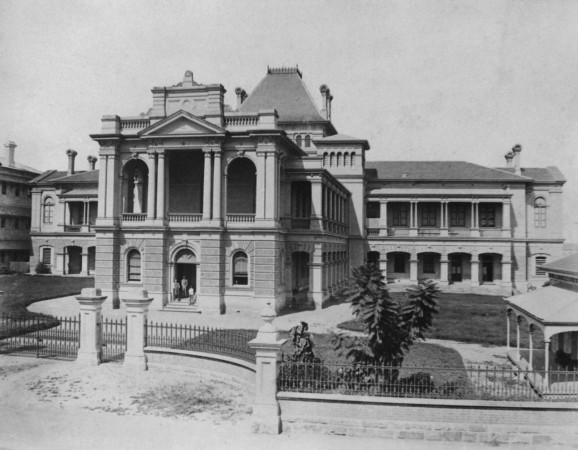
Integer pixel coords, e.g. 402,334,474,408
296,135,302,147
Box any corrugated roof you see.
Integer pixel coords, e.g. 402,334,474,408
505,285,578,325
542,254,578,277
365,161,530,182
496,166,565,183
238,68,326,122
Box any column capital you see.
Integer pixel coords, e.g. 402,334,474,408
379,197,388,203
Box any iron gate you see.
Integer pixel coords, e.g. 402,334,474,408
100,317,127,362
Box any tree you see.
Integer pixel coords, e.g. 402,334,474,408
333,263,440,367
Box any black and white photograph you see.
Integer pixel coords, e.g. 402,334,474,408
1,1,578,448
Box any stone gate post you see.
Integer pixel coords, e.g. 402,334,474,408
121,289,153,370
248,303,287,434
76,288,107,365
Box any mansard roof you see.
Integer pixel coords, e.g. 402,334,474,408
365,161,531,182
238,67,327,123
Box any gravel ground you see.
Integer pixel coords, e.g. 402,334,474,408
0,355,524,450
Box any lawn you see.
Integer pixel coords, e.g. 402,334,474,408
0,274,94,315
337,291,521,347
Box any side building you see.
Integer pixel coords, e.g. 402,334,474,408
0,141,40,272
29,151,98,275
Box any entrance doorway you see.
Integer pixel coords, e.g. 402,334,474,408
172,249,198,301
450,258,462,282
482,257,494,282
67,246,82,274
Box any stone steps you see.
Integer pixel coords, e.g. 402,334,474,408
162,302,201,313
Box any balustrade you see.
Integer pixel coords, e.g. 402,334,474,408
225,115,259,127
120,119,151,131
168,213,202,223
226,214,255,223
122,213,146,222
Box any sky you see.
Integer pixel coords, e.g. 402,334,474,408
1,0,577,241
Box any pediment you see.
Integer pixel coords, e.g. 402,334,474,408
139,111,225,137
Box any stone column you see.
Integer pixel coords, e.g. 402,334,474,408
506,310,511,351
309,243,324,308
379,257,388,278
502,199,511,237
409,201,418,236
248,303,287,434
255,152,266,221
379,199,388,236
471,201,480,237
156,152,166,222
81,252,89,276
147,152,156,220
212,151,222,222
264,150,278,222
310,178,323,230
502,259,512,288
471,255,479,285
439,259,449,285
76,288,107,365
122,289,154,370
440,202,449,237
202,150,212,221
97,155,108,219
409,256,418,283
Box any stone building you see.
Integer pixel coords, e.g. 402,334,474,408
0,141,40,272
40,66,565,312
29,151,98,275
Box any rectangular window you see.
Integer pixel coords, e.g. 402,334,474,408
14,184,19,196
42,248,52,266
423,254,435,274
534,208,546,228
14,218,18,229
394,254,406,273
1,182,6,195
450,204,466,227
391,204,408,227
535,256,547,276
366,202,380,219
479,205,496,228
420,205,437,227
0,216,4,228
128,253,142,282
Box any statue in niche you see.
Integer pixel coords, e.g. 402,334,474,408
132,169,144,213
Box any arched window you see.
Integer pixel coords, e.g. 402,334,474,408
304,135,311,147
535,256,547,276
296,135,302,147
41,247,52,267
330,152,335,167
127,249,142,282
323,153,328,166
534,197,547,228
350,152,356,166
232,251,248,285
337,153,342,166
122,159,148,214
343,152,349,166
43,198,54,224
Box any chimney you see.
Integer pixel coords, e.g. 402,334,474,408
4,141,16,168
320,85,331,120
66,149,77,176
504,151,514,168
87,155,97,171
235,87,247,110
512,144,522,175
182,70,194,87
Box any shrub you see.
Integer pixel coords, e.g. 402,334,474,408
35,262,51,274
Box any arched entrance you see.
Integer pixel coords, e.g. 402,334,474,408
172,249,198,301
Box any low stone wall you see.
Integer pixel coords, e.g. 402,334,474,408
278,392,578,446
145,347,256,392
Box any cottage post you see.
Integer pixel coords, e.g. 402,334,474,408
76,288,107,365
248,302,287,434
121,289,153,370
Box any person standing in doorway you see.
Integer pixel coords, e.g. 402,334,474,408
181,276,188,298
173,279,180,301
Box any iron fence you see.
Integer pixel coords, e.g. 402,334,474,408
0,313,80,360
145,321,257,364
100,317,127,362
277,360,578,402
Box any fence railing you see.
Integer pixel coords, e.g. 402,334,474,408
122,213,147,222
226,214,255,223
168,213,203,223
277,361,578,401
0,314,80,360
145,321,257,364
